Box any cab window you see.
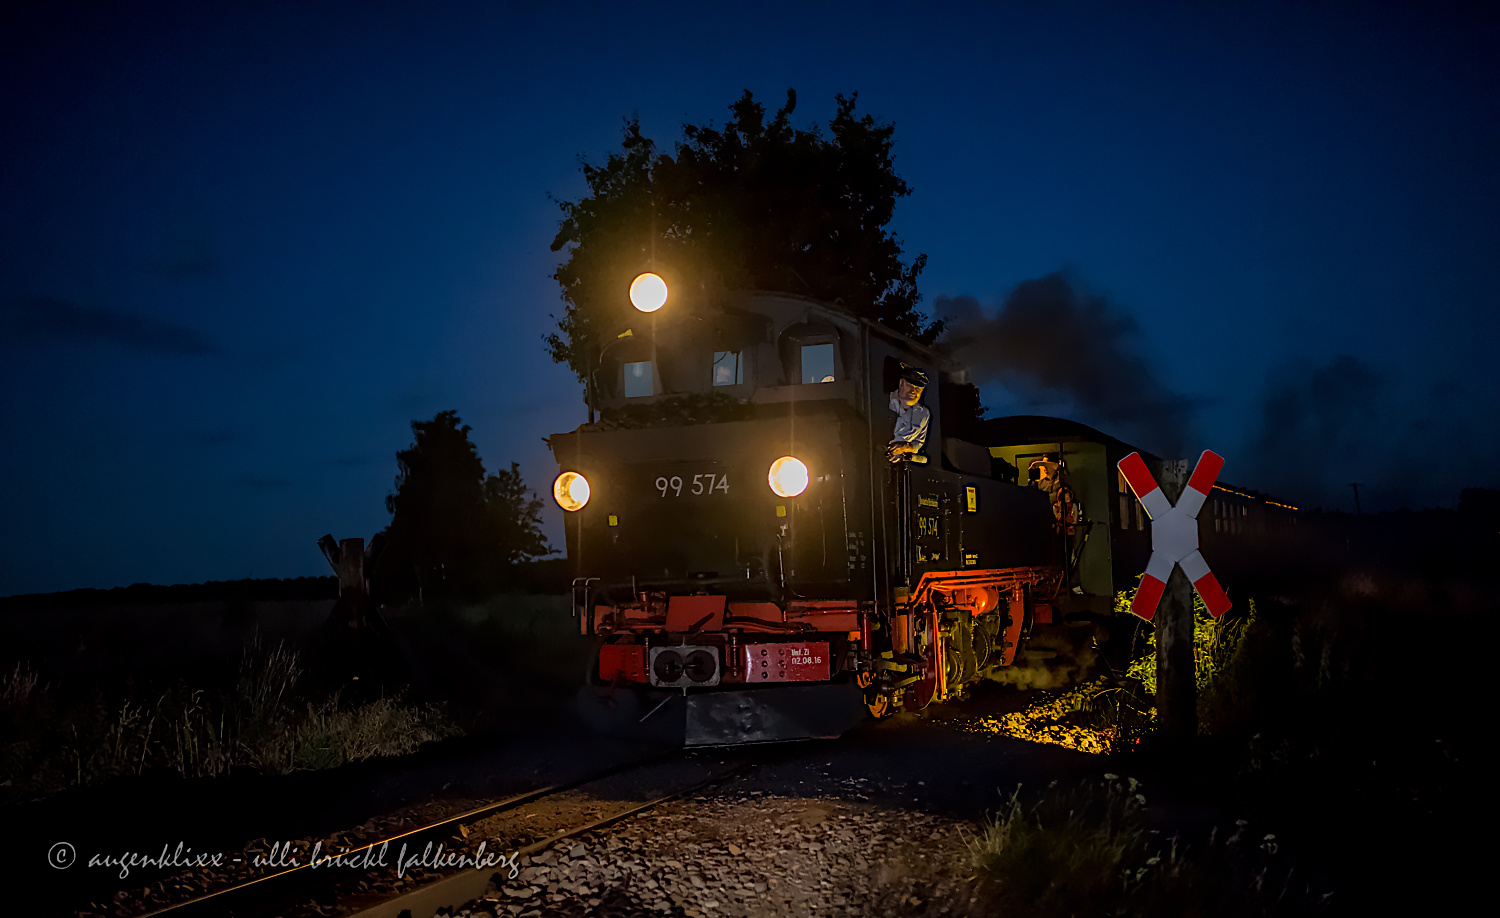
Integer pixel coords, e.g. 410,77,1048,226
623,360,653,398
801,343,835,384
712,350,743,386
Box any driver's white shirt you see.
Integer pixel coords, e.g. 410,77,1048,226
889,392,930,455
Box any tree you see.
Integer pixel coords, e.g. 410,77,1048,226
380,411,550,600
483,462,551,568
547,89,936,383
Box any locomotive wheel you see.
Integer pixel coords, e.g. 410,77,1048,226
943,646,961,688
900,610,940,712
865,690,892,719
904,670,938,711
973,624,996,667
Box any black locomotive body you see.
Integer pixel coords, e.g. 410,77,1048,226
548,291,1082,744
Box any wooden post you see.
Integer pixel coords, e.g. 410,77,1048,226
1154,459,1197,746
319,533,385,631
337,537,367,624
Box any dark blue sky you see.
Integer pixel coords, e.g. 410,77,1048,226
3,1,1496,596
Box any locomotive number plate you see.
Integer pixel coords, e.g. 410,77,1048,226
654,471,730,498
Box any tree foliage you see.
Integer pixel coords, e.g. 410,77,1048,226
547,89,936,382
380,411,549,600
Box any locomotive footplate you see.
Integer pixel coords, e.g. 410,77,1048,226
575,681,865,746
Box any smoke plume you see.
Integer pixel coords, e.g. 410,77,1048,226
935,274,1197,455
1239,355,1500,511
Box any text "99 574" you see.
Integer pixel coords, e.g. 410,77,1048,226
656,473,730,498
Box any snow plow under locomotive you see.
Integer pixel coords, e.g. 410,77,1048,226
547,287,1295,745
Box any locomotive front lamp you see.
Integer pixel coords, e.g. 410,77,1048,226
768,456,809,498
553,471,591,512
629,272,668,313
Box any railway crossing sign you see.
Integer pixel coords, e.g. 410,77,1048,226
1118,450,1232,621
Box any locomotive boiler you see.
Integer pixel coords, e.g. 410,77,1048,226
547,284,1073,744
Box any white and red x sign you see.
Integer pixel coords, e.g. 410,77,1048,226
1118,450,1232,621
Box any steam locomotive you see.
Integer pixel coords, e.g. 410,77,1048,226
547,287,1294,745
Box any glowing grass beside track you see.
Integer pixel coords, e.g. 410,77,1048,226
963,680,1152,755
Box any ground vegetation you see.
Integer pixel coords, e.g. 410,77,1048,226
0,638,458,804
965,514,1489,916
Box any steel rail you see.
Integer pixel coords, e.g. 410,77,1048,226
134,749,682,918
344,758,759,918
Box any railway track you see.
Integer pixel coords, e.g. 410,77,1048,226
119,746,774,918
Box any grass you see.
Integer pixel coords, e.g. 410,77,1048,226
427,590,591,687
0,637,461,803
388,591,594,724
967,776,1331,917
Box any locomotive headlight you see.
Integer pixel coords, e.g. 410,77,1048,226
553,471,591,511
767,456,809,498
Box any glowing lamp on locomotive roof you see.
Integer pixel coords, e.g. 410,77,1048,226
629,272,668,313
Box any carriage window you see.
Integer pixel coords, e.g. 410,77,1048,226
712,350,743,386
801,343,835,384
623,360,653,398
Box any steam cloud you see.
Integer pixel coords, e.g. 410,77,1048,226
1243,354,1383,505
936,274,1197,456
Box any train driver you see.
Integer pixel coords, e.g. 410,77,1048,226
1028,454,1062,495
886,364,930,464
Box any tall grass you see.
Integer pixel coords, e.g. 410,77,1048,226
0,640,460,803
968,776,1330,917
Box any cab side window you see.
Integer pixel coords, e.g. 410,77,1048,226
778,322,842,386
623,360,654,398
712,350,743,386
800,343,835,384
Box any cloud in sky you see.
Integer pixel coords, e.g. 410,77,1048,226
3,297,222,357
